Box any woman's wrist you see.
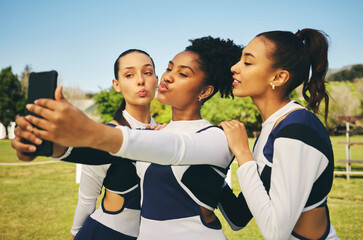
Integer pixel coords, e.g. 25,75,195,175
90,123,123,153
234,150,254,167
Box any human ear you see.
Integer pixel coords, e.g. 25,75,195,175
199,85,214,100
272,70,290,87
112,79,122,93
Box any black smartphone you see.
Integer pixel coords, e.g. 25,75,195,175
25,70,58,156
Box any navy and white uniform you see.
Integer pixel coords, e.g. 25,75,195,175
55,111,156,239
222,101,339,240
111,119,234,240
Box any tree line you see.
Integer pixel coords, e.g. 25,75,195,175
1,65,362,139
327,64,363,82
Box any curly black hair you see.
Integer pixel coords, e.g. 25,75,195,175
185,36,243,101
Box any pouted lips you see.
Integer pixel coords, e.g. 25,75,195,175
138,89,148,96
158,82,168,93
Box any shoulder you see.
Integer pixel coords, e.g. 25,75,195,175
196,125,223,133
276,109,327,137
82,164,109,176
272,109,332,152
107,120,119,127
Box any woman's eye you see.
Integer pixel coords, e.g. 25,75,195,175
179,73,188,77
244,62,252,66
166,68,171,71
145,72,153,75
126,74,133,78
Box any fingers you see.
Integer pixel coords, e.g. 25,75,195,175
148,123,168,131
158,123,168,130
16,116,33,131
12,136,36,152
55,86,70,104
55,86,64,101
26,103,55,120
14,126,42,145
25,115,53,132
30,126,54,142
11,136,37,161
219,120,245,129
219,120,235,130
17,150,37,161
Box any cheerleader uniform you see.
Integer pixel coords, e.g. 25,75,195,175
221,101,339,240
56,118,234,239
56,110,156,239
112,119,234,240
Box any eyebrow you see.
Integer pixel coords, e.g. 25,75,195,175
123,64,153,70
169,61,195,74
243,52,255,58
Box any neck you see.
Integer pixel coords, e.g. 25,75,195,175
125,104,151,124
171,104,202,121
252,95,291,122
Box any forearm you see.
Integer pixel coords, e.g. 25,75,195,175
61,147,127,165
218,183,252,230
237,140,326,239
86,122,123,153
72,165,107,235
112,126,233,168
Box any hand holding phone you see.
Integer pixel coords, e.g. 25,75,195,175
25,71,58,156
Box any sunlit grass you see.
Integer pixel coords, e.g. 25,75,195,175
0,137,362,239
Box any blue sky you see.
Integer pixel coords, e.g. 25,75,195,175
1,0,362,92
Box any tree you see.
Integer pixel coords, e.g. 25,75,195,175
150,98,172,123
201,93,261,136
327,64,363,82
0,67,27,138
94,87,124,123
94,86,172,124
327,82,361,133
20,64,32,95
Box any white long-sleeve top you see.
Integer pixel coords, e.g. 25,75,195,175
236,101,339,240
111,120,233,168
70,110,156,237
112,119,234,240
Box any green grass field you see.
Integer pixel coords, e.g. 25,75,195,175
1,136,362,239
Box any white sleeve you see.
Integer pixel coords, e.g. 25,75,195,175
70,164,109,236
236,138,329,240
111,126,233,168
51,147,73,161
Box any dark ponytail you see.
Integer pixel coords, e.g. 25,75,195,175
296,29,329,121
257,28,330,122
113,49,155,127
113,98,130,127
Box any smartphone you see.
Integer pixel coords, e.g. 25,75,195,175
25,70,58,156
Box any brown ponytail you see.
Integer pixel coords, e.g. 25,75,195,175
257,28,330,122
296,29,329,121
113,98,131,127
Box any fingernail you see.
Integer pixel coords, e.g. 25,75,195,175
35,138,42,145
34,100,38,104
26,104,31,109
25,115,31,121
26,125,32,132
29,146,36,152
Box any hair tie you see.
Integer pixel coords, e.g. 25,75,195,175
295,29,305,44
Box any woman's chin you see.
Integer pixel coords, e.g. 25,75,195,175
156,95,168,105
